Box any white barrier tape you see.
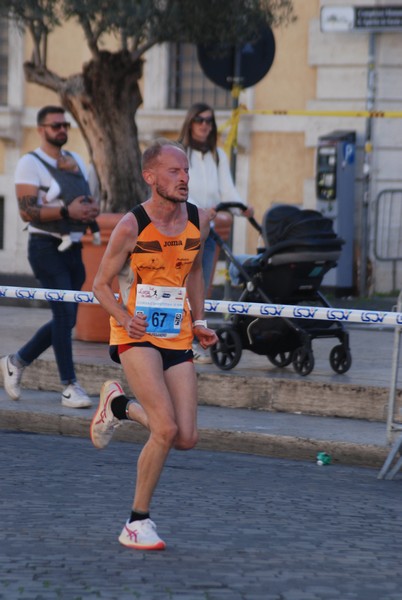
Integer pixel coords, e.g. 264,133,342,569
205,300,402,326
0,286,102,304
1,285,401,327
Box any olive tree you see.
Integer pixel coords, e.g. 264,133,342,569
0,0,295,212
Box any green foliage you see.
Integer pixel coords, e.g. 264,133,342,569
0,0,295,57
0,0,61,31
171,0,295,44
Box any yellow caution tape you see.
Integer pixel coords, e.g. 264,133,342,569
240,108,402,118
222,106,241,156
218,105,402,158
231,85,242,101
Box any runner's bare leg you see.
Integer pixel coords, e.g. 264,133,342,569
120,347,198,512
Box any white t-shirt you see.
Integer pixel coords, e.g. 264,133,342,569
187,147,244,212
14,148,88,239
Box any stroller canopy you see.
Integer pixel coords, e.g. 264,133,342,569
263,205,340,248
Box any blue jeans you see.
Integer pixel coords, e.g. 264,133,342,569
17,235,86,384
202,231,217,292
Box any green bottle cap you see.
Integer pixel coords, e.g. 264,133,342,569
316,451,331,465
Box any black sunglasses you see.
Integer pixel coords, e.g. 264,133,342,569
41,122,71,131
192,116,214,125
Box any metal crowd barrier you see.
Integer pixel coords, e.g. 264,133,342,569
374,189,402,292
377,290,402,480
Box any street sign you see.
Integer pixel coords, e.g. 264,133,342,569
197,26,275,90
355,6,402,30
321,5,402,33
320,6,354,32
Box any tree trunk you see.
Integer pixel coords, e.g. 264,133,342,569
24,51,149,213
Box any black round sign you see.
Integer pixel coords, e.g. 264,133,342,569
197,26,275,90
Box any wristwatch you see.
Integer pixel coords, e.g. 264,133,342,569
60,206,69,219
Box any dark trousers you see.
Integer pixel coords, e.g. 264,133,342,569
17,235,85,384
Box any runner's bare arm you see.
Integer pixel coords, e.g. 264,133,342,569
187,208,218,348
93,213,147,338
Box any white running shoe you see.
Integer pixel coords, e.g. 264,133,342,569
90,380,124,449
192,342,212,364
118,518,166,551
1,355,24,400
61,382,92,408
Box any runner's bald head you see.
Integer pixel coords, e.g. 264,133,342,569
142,138,186,171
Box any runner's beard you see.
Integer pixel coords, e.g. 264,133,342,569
156,183,188,204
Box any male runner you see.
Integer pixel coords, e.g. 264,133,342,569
90,139,217,550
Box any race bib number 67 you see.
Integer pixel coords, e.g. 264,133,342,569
135,284,186,338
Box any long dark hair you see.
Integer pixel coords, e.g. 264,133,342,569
177,102,219,165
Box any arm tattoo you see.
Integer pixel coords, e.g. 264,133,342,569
18,195,41,222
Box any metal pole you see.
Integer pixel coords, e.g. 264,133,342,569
360,32,376,297
386,290,402,443
223,47,243,300
229,47,242,181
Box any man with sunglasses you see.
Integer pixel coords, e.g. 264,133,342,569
1,105,99,408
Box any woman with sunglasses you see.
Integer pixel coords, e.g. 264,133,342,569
178,102,254,363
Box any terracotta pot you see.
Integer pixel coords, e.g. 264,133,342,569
75,212,124,343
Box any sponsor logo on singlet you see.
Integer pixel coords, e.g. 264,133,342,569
138,257,165,271
164,240,183,247
175,258,193,269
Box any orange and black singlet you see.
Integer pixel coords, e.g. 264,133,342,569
109,202,201,350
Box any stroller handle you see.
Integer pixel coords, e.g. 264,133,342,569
215,202,262,234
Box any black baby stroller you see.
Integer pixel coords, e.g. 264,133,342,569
209,202,352,376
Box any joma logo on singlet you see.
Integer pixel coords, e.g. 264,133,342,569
164,240,183,247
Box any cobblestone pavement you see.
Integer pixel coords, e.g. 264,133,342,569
1,431,402,600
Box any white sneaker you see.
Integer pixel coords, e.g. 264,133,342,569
118,518,166,551
90,380,124,449
1,355,24,400
58,235,73,252
61,382,92,408
192,342,212,364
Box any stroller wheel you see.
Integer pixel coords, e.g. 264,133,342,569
267,351,293,368
211,327,242,371
292,347,314,376
329,344,352,374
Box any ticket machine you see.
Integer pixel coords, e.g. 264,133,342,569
316,130,356,293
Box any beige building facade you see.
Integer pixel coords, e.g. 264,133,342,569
1,0,402,295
